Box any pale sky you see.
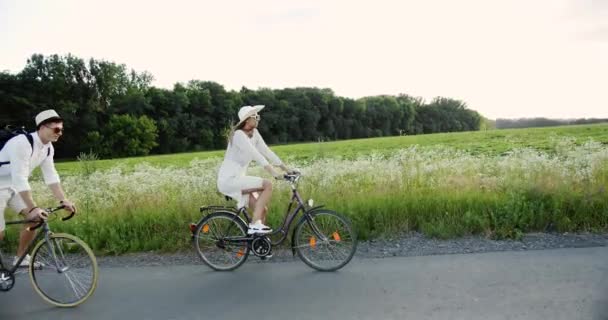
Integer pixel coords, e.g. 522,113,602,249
1,0,607,119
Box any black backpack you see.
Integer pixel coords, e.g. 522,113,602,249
0,125,50,167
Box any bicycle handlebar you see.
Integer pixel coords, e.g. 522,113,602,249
281,172,301,183
27,205,76,231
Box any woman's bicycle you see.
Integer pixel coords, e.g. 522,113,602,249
190,172,357,272
0,205,98,307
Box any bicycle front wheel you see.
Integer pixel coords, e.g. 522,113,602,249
294,210,357,271
29,233,98,307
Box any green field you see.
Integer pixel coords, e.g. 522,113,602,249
55,123,608,175
3,123,607,255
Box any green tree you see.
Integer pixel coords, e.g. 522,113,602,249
99,114,159,157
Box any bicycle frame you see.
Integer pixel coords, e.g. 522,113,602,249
262,184,309,245
0,206,72,276
198,174,327,246
0,221,48,274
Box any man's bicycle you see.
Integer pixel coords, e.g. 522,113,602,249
190,172,357,271
0,205,98,307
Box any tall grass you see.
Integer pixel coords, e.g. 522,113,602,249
2,137,607,254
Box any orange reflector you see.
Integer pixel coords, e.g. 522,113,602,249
309,237,317,248
236,249,244,257
333,232,341,241
202,224,210,233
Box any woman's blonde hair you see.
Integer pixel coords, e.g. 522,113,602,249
227,120,248,145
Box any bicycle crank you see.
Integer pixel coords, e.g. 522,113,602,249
0,268,15,292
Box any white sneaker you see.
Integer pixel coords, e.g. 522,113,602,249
247,220,272,235
13,254,44,269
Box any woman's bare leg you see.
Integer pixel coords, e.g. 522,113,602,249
248,193,269,225
242,179,272,224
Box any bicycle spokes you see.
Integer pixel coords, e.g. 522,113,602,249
30,234,98,307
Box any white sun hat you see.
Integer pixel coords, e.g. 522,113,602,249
236,105,265,126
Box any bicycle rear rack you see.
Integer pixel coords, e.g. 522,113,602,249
199,205,235,213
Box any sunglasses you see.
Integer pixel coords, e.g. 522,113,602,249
45,125,64,134
250,114,260,121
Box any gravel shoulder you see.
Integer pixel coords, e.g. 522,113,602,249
96,231,608,268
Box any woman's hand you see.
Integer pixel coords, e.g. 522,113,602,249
287,168,300,175
265,165,284,180
279,164,299,175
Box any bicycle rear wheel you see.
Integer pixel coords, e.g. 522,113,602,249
194,211,250,271
29,233,98,307
294,210,357,271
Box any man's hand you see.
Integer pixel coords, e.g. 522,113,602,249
60,199,76,213
27,207,48,221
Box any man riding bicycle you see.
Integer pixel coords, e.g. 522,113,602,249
0,109,76,267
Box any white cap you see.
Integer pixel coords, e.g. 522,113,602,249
236,105,265,126
35,109,62,126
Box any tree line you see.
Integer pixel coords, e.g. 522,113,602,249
1,54,483,159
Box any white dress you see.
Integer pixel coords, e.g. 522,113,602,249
217,129,282,208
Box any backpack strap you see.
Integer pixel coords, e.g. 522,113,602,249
26,133,51,159
26,133,34,156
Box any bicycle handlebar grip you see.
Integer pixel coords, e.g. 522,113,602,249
61,206,76,221
27,222,43,231
62,211,75,221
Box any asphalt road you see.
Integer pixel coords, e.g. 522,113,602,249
1,246,607,320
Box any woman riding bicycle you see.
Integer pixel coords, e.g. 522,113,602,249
217,105,296,235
